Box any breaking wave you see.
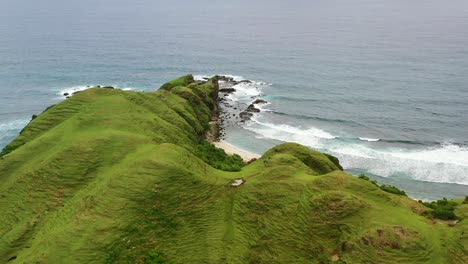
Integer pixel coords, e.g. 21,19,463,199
210,74,468,186
56,85,135,99
244,116,468,185
0,119,30,149
359,137,380,142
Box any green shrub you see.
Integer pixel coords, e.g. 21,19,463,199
145,251,169,264
357,174,406,195
357,173,378,186
324,153,343,170
431,209,457,220
0,143,20,157
358,173,369,180
423,197,457,209
423,198,459,220
379,184,407,196
160,74,194,91
194,141,244,172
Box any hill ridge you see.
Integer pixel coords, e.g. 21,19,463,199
0,75,466,263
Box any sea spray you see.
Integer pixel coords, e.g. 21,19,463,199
216,74,468,186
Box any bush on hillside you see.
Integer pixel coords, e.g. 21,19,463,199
358,174,378,186
357,175,459,220
145,251,169,264
194,141,244,172
423,197,459,220
324,153,344,170
430,209,457,220
423,197,458,209
357,174,407,196
160,74,194,91
379,184,407,196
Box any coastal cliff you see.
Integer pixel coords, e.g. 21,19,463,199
0,75,466,263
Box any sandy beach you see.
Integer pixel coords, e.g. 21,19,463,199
213,141,261,162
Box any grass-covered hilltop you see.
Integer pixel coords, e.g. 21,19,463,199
0,75,466,263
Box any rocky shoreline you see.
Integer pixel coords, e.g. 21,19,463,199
207,75,268,142
203,75,265,161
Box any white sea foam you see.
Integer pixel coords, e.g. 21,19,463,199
245,116,337,150
253,101,271,111
217,74,244,81
193,75,210,81
359,137,380,142
121,87,135,91
194,74,268,104
389,143,468,167
57,85,135,98
193,74,245,82
58,85,93,96
336,145,468,185
243,116,468,185
227,82,263,104
0,119,30,146
197,74,468,185
0,119,29,132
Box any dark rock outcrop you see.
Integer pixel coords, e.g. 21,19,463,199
253,99,268,105
246,104,261,113
219,88,236,93
214,75,235,82
239,111,253,121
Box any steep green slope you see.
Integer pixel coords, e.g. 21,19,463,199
0,76,466,263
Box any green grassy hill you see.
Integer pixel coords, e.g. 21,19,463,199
0,75,466,263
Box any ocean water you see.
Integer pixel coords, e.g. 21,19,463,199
1,0,467,199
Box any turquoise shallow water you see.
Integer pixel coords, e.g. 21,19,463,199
1,0,467,199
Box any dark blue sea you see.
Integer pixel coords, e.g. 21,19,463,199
1,0,467,199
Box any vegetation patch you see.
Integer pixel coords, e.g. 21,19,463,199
262,143,342,174
159,74,195,91
309,191,368,221
357,174,407,196
358,174,378,186
0,75,466,263
379,184,407,196
194,140,244,171
145,251,170,264
422,198,459,220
